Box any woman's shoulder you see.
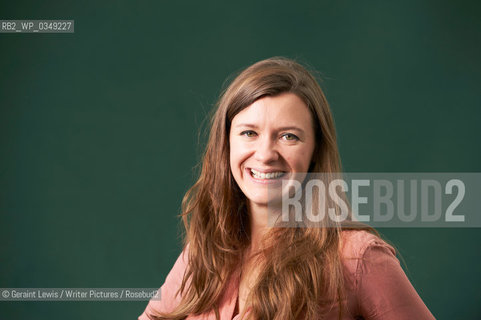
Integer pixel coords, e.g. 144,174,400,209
340,229,395,256
339,229,397,274
138,244,191,320
154,244,191,292
338,230,435,319
168,243,190,277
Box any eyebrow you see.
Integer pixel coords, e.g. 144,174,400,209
233,123,305,134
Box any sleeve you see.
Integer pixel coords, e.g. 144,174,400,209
356,241,436,320
138,247,189,320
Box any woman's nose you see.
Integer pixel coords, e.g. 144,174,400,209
254,136,279,163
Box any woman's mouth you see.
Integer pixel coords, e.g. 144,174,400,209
249,168,287,180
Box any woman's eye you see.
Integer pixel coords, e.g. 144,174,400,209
282,133,299,141
241,130,257,137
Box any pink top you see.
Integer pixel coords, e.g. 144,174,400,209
139,230,435,319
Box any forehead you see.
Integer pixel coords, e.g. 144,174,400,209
231,92,313,128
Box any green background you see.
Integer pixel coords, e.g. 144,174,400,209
1,1,480,319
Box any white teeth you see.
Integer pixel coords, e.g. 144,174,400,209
250,169,286,179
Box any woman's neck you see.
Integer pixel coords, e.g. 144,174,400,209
247,202,269,254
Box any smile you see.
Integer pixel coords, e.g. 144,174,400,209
250,168,287,180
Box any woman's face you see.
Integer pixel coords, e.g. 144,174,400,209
229,92,316,209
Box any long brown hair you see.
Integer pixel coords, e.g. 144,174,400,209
154,57,377,320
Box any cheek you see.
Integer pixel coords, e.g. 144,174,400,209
229,152,237,173
228,136,236,166
230,148,246,171
229,138,249,167
286,148,314,171
229,143,243,175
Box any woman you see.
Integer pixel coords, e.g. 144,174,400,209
139,57,435,319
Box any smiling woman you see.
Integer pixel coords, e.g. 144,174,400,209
138,57,435,320
229,93,315,209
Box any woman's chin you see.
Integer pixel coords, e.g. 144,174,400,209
247,196,284,209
